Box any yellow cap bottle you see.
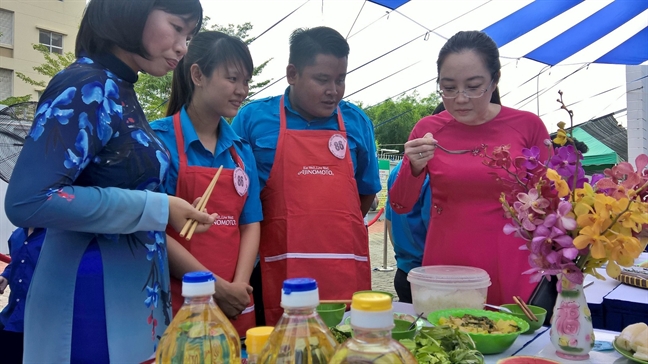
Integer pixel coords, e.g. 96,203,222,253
329,292,417,363
245,326,274,364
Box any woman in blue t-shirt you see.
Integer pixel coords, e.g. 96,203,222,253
151,31,263,337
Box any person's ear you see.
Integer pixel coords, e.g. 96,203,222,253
190,64,204,87
286,64,298,85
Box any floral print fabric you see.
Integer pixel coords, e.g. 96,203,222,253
5,55,172,363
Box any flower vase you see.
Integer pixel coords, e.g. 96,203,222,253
549,274,594,360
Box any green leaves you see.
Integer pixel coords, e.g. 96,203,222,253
399,325,484,364
329,325,352,344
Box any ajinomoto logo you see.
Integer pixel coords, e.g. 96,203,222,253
214,215,238,226
297,165,335,176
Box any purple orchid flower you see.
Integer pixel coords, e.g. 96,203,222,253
513,201,544,231
590,173,605,186
555,200,577,231
557,262,585,291
549,145,581,175
517,188,550,214
521,146,541,170
531,224,574,255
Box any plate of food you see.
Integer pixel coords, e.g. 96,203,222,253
427,308,529,354
614,323,648,364
613,341,648,364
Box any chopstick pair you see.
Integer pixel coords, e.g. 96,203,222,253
513,295,539,322
179,165,223,241
319,299,353,305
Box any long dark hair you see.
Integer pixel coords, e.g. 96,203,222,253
437,31,501,105
76,0,202,58
166,31,254,116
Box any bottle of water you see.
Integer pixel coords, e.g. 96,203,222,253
258,278,338,363
156,272,241,363
329,292,417,363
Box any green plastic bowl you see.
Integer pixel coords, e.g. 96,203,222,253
500,304,547,334
317,303,346,327
342,316,419,340
391,318,417,340
427,309,529,355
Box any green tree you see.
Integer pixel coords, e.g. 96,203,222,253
0,44,75,105
136,18,272,121
361,92,440,153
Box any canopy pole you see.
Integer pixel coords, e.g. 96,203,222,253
374,213,394,272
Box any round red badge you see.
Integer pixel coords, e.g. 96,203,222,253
233,167,249,196
328,134,347,159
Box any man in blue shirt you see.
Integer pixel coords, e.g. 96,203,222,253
232,26,381,325
0,227,45,364
386,160,430,303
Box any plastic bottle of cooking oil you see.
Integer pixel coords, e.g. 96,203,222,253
328,292,417,364
156,271,241,364
244,326,274,364
257,278,338,364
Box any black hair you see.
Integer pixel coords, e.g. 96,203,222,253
288,26,349,72
432,102,445,115
76,0,203,58
437,30,502,105
166,31,254,116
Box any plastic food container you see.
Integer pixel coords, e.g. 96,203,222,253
407,265,491,317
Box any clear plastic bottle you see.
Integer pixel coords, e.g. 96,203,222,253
328,292,417,364
258,278,338,364
156,271,241,364
244,326,274,364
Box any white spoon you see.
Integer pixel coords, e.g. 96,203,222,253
483,303,513,313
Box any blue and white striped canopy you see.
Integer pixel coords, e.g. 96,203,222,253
482,0,648,66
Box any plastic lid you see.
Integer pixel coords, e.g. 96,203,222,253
407,265,491,288
245,326,274,355
282,278,318,293
350,293,393,329
281,278,319,308
351,292,392,312
182,271,216,297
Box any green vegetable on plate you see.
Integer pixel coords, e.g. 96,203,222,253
399,325,484,364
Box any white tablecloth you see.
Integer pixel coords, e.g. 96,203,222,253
501,328,633,364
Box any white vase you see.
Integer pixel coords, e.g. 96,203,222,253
549,274,594,360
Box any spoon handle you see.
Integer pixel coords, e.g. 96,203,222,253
408,312,425,330
484,303,513,313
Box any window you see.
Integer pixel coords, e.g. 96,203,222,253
0,68,12,101
39,30,63,54
0,9,13,47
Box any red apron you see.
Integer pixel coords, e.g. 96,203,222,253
167,112,255,337
259,96,371,325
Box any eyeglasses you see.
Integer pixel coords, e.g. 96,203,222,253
437,79,494,99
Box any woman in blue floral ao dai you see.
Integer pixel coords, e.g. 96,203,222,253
4,0,216,362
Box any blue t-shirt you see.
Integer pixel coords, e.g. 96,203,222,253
231,87,381,195
151,107,263,225
385,160,431,273
0,228,46,332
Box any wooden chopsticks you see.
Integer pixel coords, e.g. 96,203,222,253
319,300,353,305
513,295,538,322
179,165,223,241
